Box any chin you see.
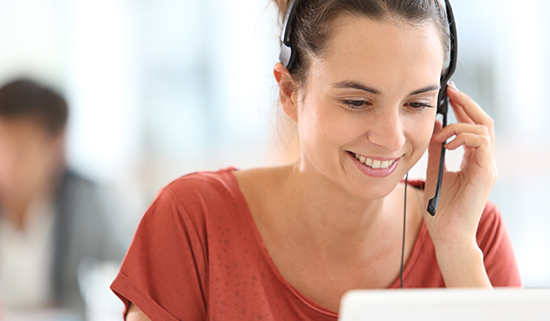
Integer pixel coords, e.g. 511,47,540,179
333,169,403,202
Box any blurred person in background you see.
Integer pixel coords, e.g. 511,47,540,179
0,79,128,319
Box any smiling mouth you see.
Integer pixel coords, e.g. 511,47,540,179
348,152,398,169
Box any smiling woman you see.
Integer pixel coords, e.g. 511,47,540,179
280,15,443,200
110,0,521,320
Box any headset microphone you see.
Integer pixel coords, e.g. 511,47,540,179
427,0,458,216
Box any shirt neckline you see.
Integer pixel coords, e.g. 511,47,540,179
223,167,429,315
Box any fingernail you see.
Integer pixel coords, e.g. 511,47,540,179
449,81,459,91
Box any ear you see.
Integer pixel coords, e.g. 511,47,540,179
273,62,299,123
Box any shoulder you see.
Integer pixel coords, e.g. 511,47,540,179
475,200,522,286
129,167,248,255
59,169,98,195
475,199,507,249
160,167,242,205
57,169,108,218
478,199,501,225
144,167,247,228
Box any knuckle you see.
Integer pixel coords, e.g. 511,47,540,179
481,135,492,147
480,125,490,136
485,116,495,128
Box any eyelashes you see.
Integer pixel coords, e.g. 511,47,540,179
406,102,435,109
343,100,371,109
341,100,435,111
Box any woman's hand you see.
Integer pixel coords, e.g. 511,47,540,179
424,82,496,287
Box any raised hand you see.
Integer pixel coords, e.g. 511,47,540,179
423,82,496,287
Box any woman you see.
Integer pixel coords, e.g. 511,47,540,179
112,0,521,319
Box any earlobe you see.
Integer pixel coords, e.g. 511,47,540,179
273,63,298,123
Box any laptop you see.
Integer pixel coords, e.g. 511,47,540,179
338,288,550,321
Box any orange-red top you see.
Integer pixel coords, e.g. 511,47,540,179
111,167,521,321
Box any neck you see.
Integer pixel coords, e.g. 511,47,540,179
280,163,403,254
1,197,33,231
0,181,56,231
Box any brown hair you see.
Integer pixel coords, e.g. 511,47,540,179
274,0,450,85
0,79,68,136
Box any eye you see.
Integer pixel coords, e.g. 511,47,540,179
342,100,372,110
406,102,435,110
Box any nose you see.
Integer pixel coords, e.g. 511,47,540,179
366,108,406,153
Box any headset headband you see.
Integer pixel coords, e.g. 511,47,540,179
437,0,458,116
279,0,301,69
279,0,457,86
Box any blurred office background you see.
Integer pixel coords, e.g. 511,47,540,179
0,0,548,315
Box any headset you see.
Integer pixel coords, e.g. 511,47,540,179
279,0,458,217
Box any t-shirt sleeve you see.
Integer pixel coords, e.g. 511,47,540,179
476,201,522,287
110,184,208,320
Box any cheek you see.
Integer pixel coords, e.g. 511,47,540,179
297,99,348,157
407,115,436,154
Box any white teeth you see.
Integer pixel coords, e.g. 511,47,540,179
353,152,396,169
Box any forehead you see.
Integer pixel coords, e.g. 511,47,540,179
308,15,445,92
0,117,53,146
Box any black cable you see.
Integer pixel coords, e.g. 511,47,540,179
400,173,409,289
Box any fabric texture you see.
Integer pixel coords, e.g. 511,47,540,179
111,167,521,321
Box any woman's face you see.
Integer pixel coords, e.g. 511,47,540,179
295,15,445,200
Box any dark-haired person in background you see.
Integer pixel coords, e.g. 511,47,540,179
0,79,127,318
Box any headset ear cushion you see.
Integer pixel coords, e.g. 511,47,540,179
280,44,293,69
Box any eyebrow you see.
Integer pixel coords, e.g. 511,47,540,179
332,81,440,96
333,81,380,95
409,85,441,96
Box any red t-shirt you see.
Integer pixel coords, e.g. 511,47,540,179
111,167,521,320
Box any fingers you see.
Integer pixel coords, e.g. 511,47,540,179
432,123,489,144
444,132,491,152
446,131,496,183
446,83,473,125
432,122,493,155
447,84,494,132
446,84,495,147
430,120,494,177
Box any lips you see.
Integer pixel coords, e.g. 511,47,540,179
347,151,400,178
349,152,397,169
